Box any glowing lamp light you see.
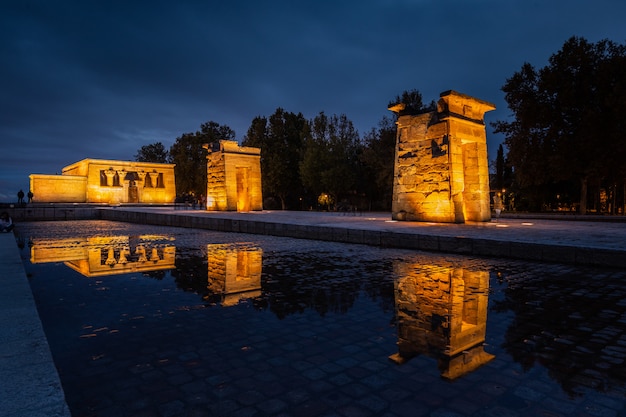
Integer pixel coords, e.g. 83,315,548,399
206,195,216,210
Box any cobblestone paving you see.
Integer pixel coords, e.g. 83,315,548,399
15,220,626,417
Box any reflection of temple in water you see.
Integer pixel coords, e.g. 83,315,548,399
389,263,494,379
30,235,176,277
206,244,262,306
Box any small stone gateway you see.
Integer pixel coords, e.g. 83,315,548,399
389,90,495,223
204,140,262,211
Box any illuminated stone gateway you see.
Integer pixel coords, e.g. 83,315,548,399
204,140,262,211
29,159,176,204
390,90,495,223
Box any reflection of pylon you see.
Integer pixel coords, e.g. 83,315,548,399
389,263,494,379
207,244,263,306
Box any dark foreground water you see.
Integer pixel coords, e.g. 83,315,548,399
15,220,626,417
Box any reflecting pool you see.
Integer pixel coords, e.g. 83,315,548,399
16,220,626,417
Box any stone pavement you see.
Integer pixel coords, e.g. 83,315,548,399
0,231,71,417
101,208,626,268
1,209,626,417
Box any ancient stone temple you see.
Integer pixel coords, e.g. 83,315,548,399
204,140,262,211
29,159,176,204
389,90,495,223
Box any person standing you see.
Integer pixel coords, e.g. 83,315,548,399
493,192,504,221
17,189,24,205
27,190,33,203
0,212,13,232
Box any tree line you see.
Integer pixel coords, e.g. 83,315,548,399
137,36,626,214
135,91,430,211
493,36,626,215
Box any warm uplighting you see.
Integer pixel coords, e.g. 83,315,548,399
207,244,263,306
30,158,176,204
390,91,495,224
389,262,494,379
29,235,176,277
205,141,262,212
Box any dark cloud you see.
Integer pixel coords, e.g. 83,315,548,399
2,0,626,201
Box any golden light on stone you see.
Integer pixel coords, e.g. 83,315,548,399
29,158,176,204
204,141,262,212
29,235,176,277
389,90,495,223
389,262,494,379
206,244,263,306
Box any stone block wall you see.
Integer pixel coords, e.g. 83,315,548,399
391,91,495,223
206,151,228,210
205,140,262,211
29,174,86,203
30,159,176,204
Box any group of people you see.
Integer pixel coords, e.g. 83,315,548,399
17,189,33,205
0,189,33,233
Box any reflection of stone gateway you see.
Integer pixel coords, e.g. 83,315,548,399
206,244,263,306
389,262,494,380
389,91,495,223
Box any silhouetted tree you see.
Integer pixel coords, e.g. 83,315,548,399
134,142,169,163
242,108,307,210
359,115,396,210
388,89,436,116
300,112,360,209
494,36,626,214
169,121,235,198
494,144,505,191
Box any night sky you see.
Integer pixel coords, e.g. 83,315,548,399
2,0,626,202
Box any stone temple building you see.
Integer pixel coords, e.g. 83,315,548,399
29,159,176,204
204,140,262,211
389,90,495,223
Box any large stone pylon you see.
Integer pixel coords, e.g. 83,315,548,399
389,90,495,223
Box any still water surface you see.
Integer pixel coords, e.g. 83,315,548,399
16,220,626,417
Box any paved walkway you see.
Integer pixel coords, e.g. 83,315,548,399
1,209,625,416
0,232,71,417
101,208,626,268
